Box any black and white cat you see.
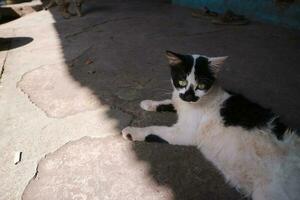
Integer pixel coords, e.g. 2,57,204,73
122,51,300,200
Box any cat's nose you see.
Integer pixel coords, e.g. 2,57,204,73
179,86,199,102
180,94,198,102
179,91,199,102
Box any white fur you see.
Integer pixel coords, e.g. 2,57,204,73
122,55,300,200
140,99,172,111
186,55,199,88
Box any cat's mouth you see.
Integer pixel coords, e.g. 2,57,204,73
179,93,199,102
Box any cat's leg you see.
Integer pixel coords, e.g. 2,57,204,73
44,0,56,10
122,126,195,146
140,99,176,112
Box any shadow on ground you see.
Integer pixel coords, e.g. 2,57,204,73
0,37,33,51
23,0,300,199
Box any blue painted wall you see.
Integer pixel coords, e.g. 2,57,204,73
173,0,300,29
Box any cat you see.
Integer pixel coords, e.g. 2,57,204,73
44,0,84,19
121,51,300,200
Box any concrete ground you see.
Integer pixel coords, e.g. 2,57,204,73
0,0,299,199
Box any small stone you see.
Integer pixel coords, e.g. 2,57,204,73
85,59,93,65
14,151,22,165
87,70,96,74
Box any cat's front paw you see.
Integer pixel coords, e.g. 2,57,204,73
121,127,146,141
140,100,157,112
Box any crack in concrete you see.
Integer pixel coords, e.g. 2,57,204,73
108,76,157,127
147,28,227,39
110,104,136,127
64,17,136,39
177,29,227,37
0,51,8,81
0,39,11,82
68,45,94,64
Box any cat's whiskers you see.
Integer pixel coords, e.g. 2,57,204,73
152,88,172,92
159,92,172,97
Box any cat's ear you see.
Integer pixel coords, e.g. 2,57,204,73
209,56,228,75
166,51,183,66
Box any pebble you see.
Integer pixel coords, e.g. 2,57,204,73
14,151,22,165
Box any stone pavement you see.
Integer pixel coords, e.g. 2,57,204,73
22,136,241,200
0,0,299,199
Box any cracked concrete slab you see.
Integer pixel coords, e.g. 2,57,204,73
0,45,9,79
22,136,241,200
18,63,101,118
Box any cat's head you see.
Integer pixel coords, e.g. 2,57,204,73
166,51,227,103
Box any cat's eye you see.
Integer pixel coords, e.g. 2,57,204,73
197,83,206,90
178,80,187,87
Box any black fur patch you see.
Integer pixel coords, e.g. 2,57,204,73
220,94,290,140
145,134,169,144
156,104,176,112
220,94,273,129
194,56,215,91
271,117,287,140
169,54,194,88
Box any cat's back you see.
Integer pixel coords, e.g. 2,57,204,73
220,93,292,140
197,92,300,196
